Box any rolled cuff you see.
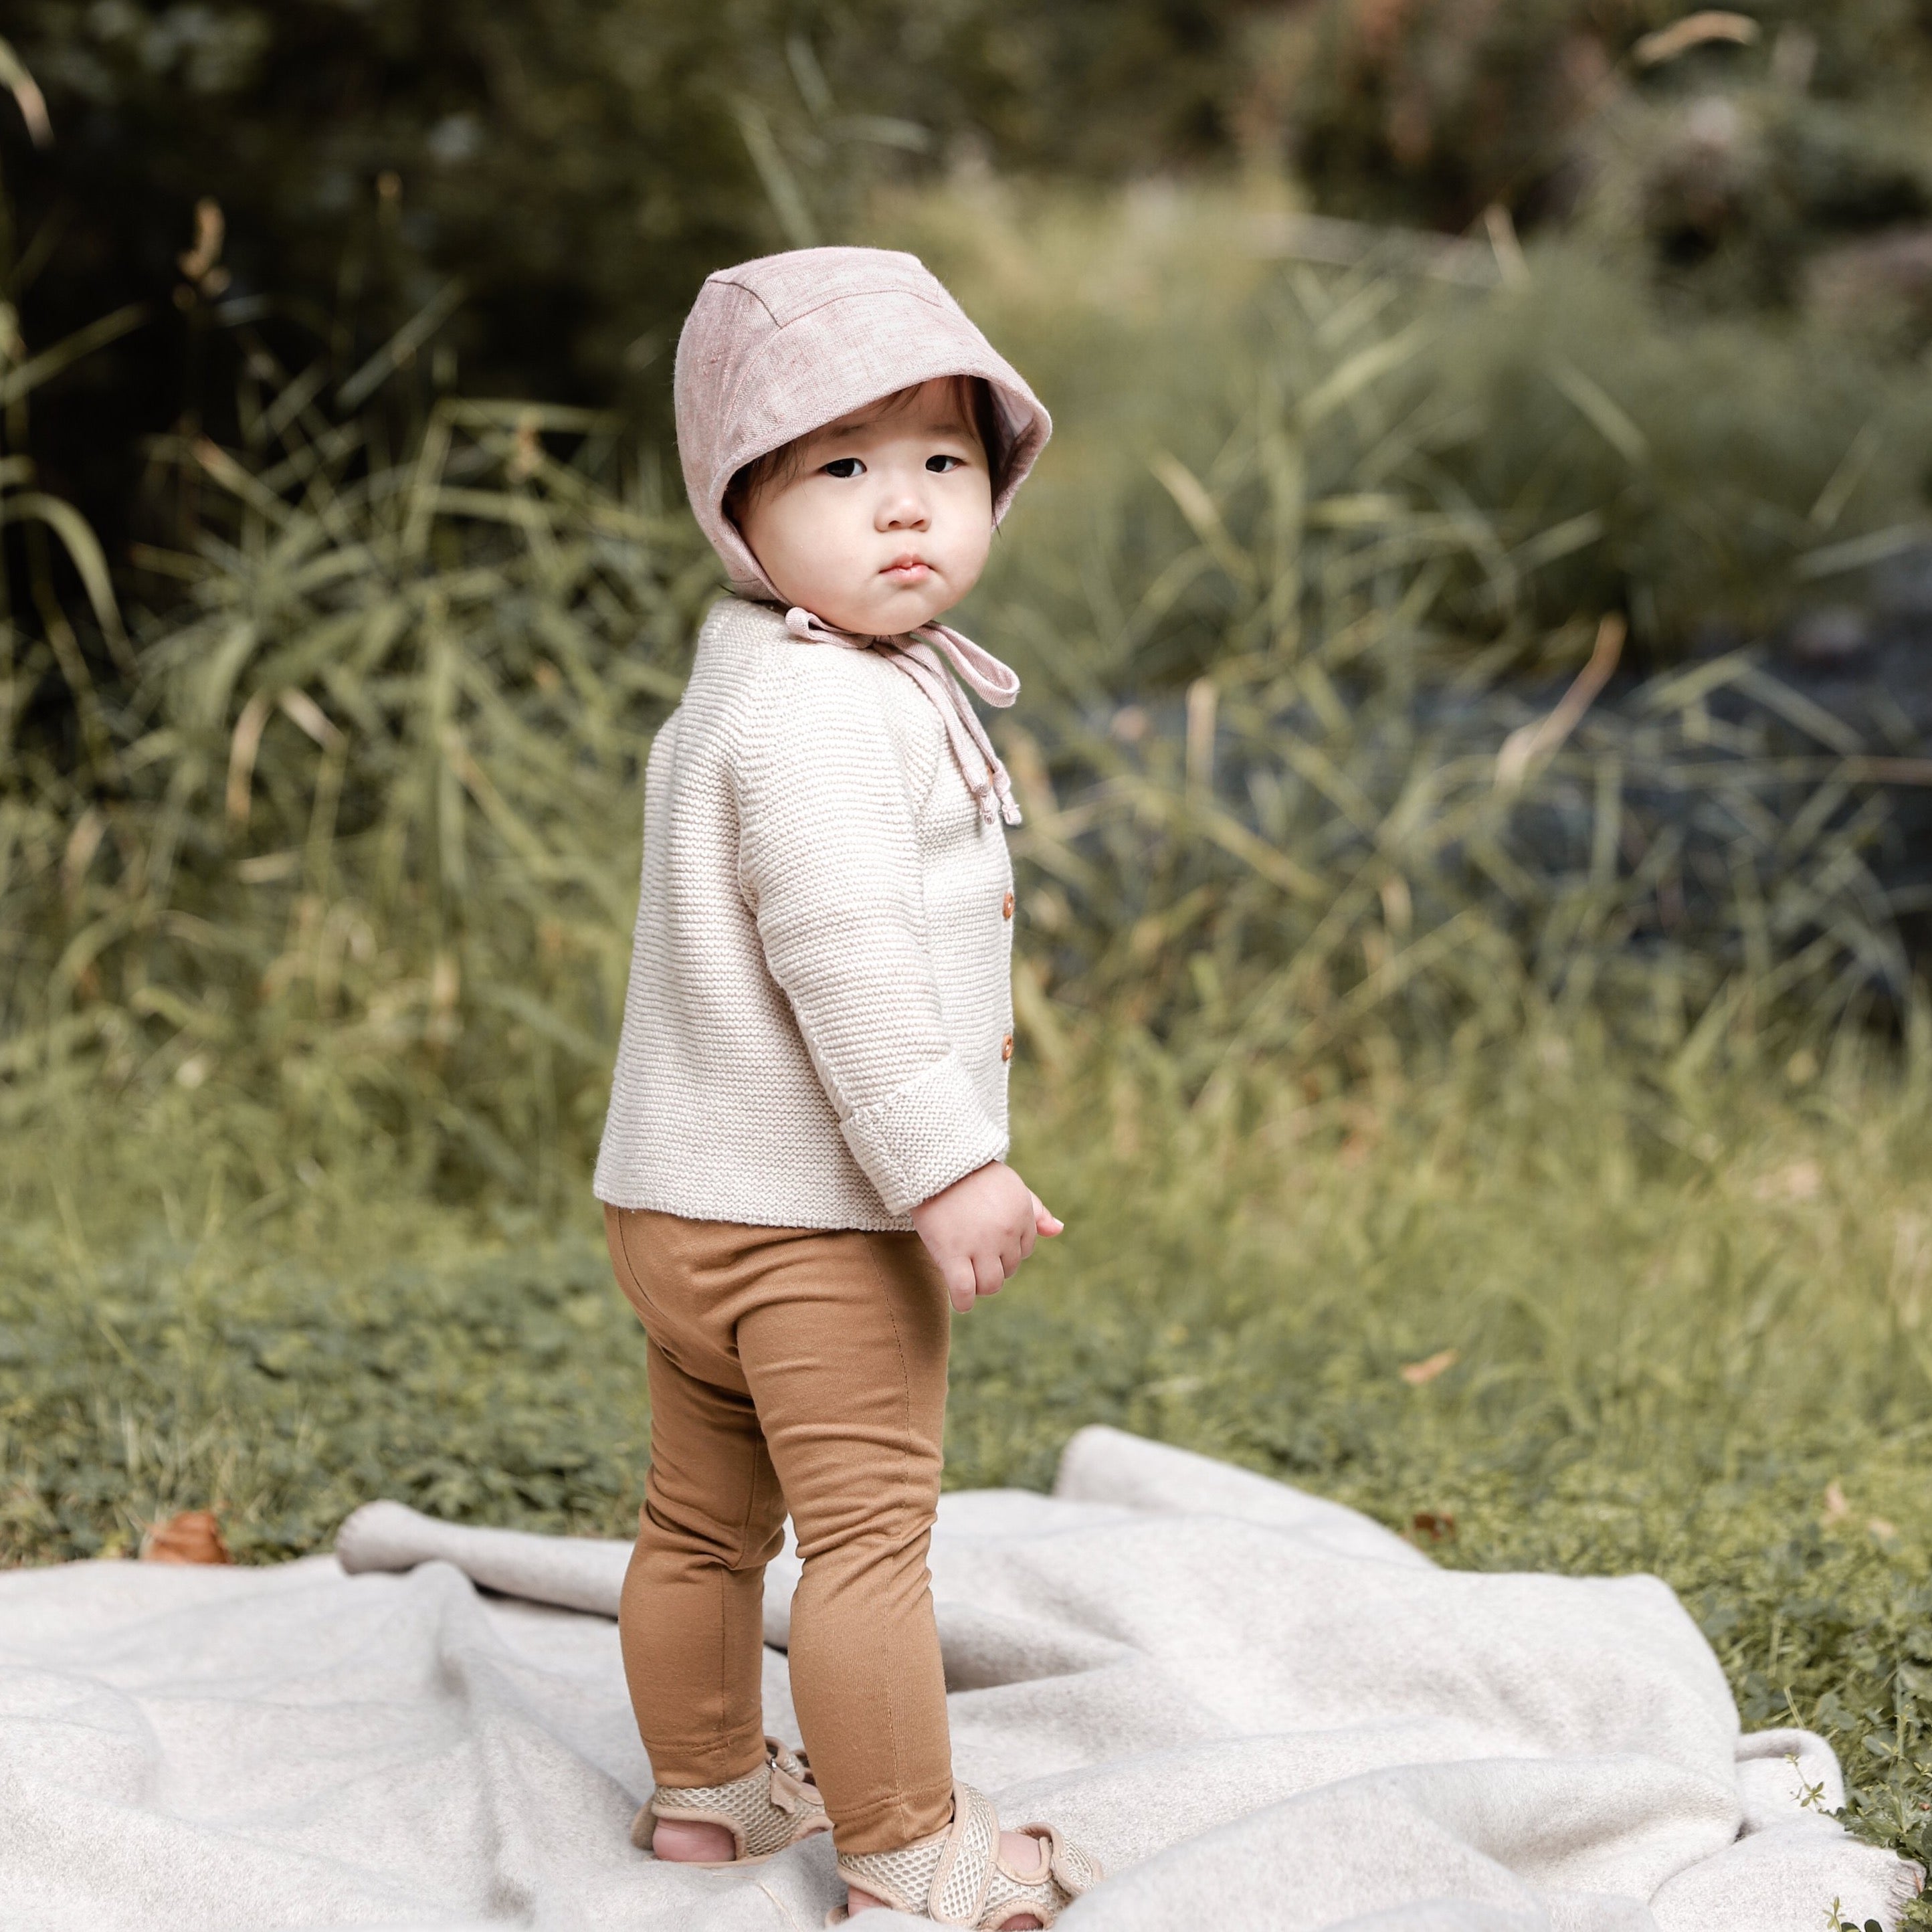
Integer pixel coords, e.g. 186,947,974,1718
838,1052,1007,1217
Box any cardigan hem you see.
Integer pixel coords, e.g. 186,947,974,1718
592,1180,918,1236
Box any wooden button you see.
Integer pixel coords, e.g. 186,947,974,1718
1001,890,1015,920
999,1032,1014,1062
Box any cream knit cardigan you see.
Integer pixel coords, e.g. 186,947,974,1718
593,597,1016,1230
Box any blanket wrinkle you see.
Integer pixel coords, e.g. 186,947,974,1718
1,1425,1918,1931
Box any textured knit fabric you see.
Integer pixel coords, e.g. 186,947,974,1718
593,596,1016,1228
783,606,1023,828
674,247,1051,601
605,1205,955,1856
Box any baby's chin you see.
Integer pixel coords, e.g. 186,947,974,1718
808,579,955,639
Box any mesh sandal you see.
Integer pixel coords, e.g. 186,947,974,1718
634,1735,831,1865
827,1781,1102,1927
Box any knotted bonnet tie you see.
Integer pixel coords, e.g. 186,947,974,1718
784,607,1023,826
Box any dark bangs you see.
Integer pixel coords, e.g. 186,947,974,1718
722,376,1016,531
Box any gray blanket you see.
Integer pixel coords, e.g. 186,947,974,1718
0,1426,1916,1929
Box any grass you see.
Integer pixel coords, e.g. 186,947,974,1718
7,1031,1932,1887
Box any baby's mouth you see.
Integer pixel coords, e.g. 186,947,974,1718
880,557,932,584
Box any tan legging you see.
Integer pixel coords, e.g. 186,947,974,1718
603,1204,955,1855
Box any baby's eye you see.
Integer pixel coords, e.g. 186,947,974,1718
822,457,865,479
925,454,966,473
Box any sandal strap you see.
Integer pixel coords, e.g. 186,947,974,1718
1032,1821,1102,1897
836,1783,1102,1927
642,1735,829,1860
932,1782,1002,1922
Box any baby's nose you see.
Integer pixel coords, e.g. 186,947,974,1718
879,492,931,530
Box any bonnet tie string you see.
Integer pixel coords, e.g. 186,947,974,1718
783,606,1023,826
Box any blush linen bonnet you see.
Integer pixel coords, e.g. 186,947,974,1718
674,246,1052,824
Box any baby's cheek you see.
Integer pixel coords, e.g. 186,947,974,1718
937,516,995,595
773,504,868,609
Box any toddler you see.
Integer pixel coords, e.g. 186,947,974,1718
594,248,1102,1927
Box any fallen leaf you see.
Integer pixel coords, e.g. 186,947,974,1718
140,1511,231,1564
1822,1481,1850,1525
1400,1348,1459,1386
1411,1509,1457,1543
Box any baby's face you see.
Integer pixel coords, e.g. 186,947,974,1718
739,379,995,637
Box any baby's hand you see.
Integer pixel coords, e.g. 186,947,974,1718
910,1161,1063,1313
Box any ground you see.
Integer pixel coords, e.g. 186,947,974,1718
5,1036,1932,1902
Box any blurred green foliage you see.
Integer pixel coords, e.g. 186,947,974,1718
5,202,1925,1205
0,0,1269,553
1,385,713,1206
890,180,1932,656
3,3,1929,677
1248,0,1932,318
7,0,1927,466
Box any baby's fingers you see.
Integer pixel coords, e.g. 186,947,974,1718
1030,1193,1064,1237
942,1258,979,1314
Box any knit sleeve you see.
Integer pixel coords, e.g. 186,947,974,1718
731,658,1006,1216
